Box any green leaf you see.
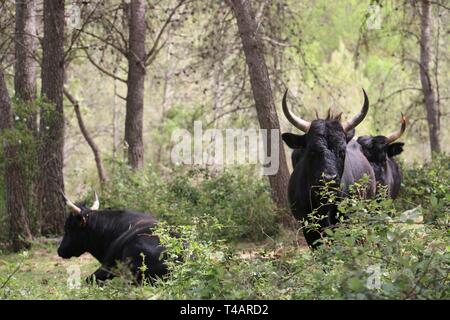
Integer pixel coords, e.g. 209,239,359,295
347,277,364,291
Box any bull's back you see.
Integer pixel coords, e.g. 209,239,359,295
100,210,159,264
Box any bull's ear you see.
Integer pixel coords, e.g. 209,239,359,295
346,128,355,142
387,142,404,157
282,133,307,149
356,136,372,149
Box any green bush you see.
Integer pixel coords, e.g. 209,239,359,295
303,186,450,299
148,171,449,300
101,162,279,242
1,155,448,300
0,98,41,241
398,154,450,224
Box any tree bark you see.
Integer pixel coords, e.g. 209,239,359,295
229,0,290,209
37,0,66,235
64,89,108,186
0,68,32,251
419,0,441,157
14,0,37,238
14,0,37,133
124,0,146,169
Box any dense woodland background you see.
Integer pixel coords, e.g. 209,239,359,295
0,0,448,299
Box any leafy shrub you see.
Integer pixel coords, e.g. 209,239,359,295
141,182,449,300
289,180,450,299
398,154,450,224
0,98,41,240
101,162,279,242
1,156,448,300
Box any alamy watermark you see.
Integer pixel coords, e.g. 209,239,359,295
66,264,81,290
366,264,382,290
366,4,382,30
170,121,280,175
66,3,81,30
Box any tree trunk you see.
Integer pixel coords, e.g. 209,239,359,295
112,66,119,159
229,0,290,209
14,0,37,132
0,68,32,251
14,0,37,237
419,0,441,157
124,0,146,169
37,0,66,235
64,89,108,187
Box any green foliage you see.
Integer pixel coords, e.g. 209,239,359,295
0,156,449,299
101,163,279,242
398,154,450,224
3,157,447,300
305,188,449,299
0,98,42,239
154,173,448,300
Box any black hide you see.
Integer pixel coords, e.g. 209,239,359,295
357,135,404,199
58,209,167,284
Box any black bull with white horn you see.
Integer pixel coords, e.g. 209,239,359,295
58,192,168,284
357,114,407,199
281,88,376,248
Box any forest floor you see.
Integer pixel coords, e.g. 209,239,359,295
0,239,98,299
0,229,308,299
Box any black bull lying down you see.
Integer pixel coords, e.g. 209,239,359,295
57,193,168,284
281,89,376,248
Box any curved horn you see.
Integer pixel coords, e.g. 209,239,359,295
62,193,81,214
342,88,369,132
282,89,311,132
386,113,407,144
90,191,100,210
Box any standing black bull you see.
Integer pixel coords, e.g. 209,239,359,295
57,193,168,284
281,89,376,248
357,114,407,199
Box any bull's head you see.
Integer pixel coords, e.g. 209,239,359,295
282,89,369,188
57,192,100,259
357,114,407,165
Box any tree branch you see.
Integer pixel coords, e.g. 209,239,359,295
83,46,127,83
64,88,108,186
144,0,187,65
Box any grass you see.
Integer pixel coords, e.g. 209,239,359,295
0,228,308,300
0,239,98,299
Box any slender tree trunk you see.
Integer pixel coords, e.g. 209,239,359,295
229,0,290,209
37,0,66,235
419,0,441,157
64,89,108,187
0,69,32,251
14,0,37,132
112,67,119,159
124,0,146,169
14,0,36,237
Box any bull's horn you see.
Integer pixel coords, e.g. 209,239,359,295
62,193,81,214
386,113,407,144
90,191,100,210
282,89,311,133
342,88,369,132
